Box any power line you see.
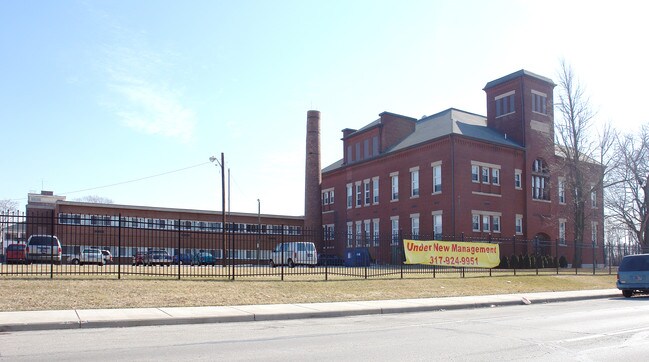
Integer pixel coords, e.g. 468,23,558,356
58,162,211,196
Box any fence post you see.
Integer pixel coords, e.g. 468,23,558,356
50,210,55,280
488,234,492,277
231,226,236,281
399,229,404,279
513,235,517,276
555,238,559,275
592,239,596,275
177,219,181,280
118,213,122,280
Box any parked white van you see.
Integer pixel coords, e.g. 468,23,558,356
270,242,317,268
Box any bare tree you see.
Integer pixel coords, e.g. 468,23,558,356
74,195,114,204
606,124,649,251
0,199,18,214
554,60,599,267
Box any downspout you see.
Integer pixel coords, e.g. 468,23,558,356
450,134,456,234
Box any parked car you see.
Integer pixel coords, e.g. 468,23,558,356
69,249,105,266
317,254,345,266
174,253,194,265
144,250,172,266
5,244,28,264
26,235,62,265
270,241,317,268
193,251,216,266
132,252,145,266
617,254,649,298
101,250,113,264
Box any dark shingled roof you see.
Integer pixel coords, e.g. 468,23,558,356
483,69,555,90
322,108,523,173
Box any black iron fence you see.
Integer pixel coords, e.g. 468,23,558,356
0,211,634,279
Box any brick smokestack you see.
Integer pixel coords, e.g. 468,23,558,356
305,110,323,238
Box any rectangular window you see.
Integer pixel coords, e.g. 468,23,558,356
391,173,399,201
323,191,329,205
355,222,362,246
514,169,522,189
347,145,352,163
592,221,598,245
364,139,370,159
355,183,362,207
411,215,419,240
493,216,501,233
346,184,353,209
433,213,442,240
432,164,442,193
391,218,399,246
482,167,490,183
372,219,380,247
355,143,361,161
559,219,566,245
559,178,566,204
482,215,490,232
472,165,480,183
364,220,371,246
372,177,379,204
411,169,419,197
364,181,371,205
347,223,353,248
496,92,515,117
472,215,480,231
591,185,597,208
532,91,547,115
492,168,500,185
515,215,523,234
329,190,334,205
372,136,379,156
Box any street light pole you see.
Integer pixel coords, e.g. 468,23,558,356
257,198,261,266
210,153,226,267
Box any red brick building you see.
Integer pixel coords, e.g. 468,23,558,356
320,70,604,266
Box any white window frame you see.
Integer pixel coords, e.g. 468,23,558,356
355,221,362,247
592,221,598,245
410,168,420,198
559,218,567,245
364,180,371,206
482,167,490,184
590,184,597,208
411,214,420,239
471,165,480,183
558,177,566,204
372,219,380,247
372,177,379,204
432,211,442,240
390,217,399,246
432,161,442,194
346,184,353,209
482,215,490,232
346,222,353,248
493,216,501,233
355,182,362,208
515,214,523,235
391,172,399,201
364,220,371,246
514,169,522,189
472,215,480,231
492,168,500,185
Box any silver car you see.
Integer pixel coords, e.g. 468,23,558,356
26,235,62,265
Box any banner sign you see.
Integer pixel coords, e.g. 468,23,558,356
403,239,500,268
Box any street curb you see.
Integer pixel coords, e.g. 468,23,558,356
0,289,621,332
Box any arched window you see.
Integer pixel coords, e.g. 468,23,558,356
531,158,550,200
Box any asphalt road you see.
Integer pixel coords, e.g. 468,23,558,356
1,297,648,361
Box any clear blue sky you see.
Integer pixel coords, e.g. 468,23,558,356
1,0,647,216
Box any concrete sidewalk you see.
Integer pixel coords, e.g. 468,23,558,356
0,289,621,332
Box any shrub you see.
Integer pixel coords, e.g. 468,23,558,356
510,254,519,268
522,254,531,269
499,256,509,269
559,255,568,268
535,255,545,268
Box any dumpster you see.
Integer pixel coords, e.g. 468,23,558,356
344,247,372,267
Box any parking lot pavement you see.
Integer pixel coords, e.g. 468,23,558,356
0,289,621,332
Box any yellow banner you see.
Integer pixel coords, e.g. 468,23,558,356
403,239,500,268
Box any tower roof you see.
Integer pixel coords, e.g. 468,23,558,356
483,69,555,90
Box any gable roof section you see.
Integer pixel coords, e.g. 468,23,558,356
323,108,523,173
